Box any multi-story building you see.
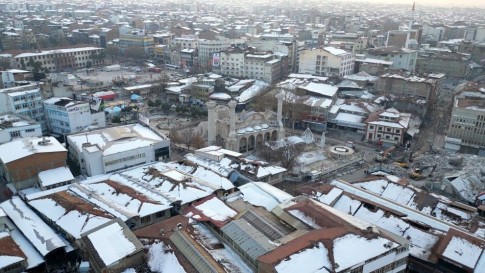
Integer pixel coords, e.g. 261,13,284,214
198,38,233,69
458,41,485,64
248,38,298,73
365,46,418,71
0,31,22,51
376,73,441,107
445,83,485,155
0,112,42,144
66,123,170,176
416,52,470,78
364,108,412,145
12,47,104,72
220,48,284,83
298,47,355,78
43,97,106,135
0,69,32,88
118,26,154,53
0,84,46,131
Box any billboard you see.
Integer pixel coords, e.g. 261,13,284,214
212,52,220,67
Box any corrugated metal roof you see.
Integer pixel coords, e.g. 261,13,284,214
221,218,276,260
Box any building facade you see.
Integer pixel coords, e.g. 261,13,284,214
0,113,42,144
220,48,284,83
365,46,418,71
364,108,411,145
445,84,485,155
12,47,104,72
298,47,355,78
66,124,170,176
0,84,46,131
43,97,106,135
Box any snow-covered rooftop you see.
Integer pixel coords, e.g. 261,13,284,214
85,221,142,267
38,166,74,188
0,197,66,257
0,137,66,163
238,182,293,211
67,123,167,156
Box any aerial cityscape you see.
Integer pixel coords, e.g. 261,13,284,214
0,0,484,272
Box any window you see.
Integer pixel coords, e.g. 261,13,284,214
386,128,391,132
156,211,166,218
10,131,21,138
378,126,383,131
141,216,151,223
25,128,35,133
395,129,400,134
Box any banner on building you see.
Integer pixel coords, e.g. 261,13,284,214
212,52,220,67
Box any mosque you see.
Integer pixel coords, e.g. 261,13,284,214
206,93,285,153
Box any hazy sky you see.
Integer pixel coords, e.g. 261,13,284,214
336,0,485,8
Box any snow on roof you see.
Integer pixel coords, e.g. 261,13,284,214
303,97,333,109
237,80,269,103
238,182,293,211
323,46,349,56
0,197,66,257
442,236,483,269
67,124,166,156
83,174,173,217
209,92,231,100
86,221,139,267
147,241,186,273
0,233,25,269
446,173,484,203
191,166,235,190
194,196,237,222
9,229,44,269
288,74,328,81
331,180,462,233
120,162,216,205
275,242,331,273
333,233,397,271
299,82,338,98
28,198,111,240
0,137,66,163
185,153,232,177
335,112,364,124
38,166,74,188
14,47,101,58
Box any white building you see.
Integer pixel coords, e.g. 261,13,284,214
364,108,412,145
298,47,355,78
0,84,46,131
43,97,106,135
220,48,283,83
12,47,104,72
198,38,233,69
66,123,170,176
365,46,418,71
0,113,42,144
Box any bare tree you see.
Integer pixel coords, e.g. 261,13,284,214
169,129,182,145
277,142,305,171
191,132,206,149
181,129,194,149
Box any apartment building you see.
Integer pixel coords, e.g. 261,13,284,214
364,108,412,145
220,48,284,83
43,97,106,135
417,52,470,78
0,84,46,131
172,37,198,49
298,47,355,78
376,73,441,106
445,83,485,155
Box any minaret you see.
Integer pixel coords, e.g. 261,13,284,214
228,100,237,138
276,91,285,141
207,101,217,145
226,100,238,151
405,2,416,49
